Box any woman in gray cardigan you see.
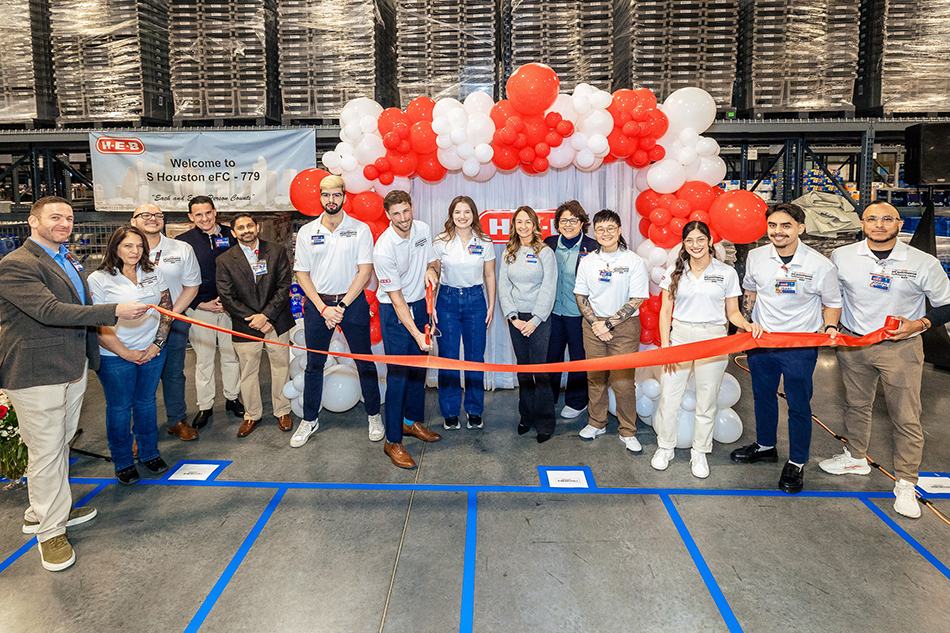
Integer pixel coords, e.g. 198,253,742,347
498,206,558,442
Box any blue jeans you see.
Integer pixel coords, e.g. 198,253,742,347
303,292,380,421
747,347,818,464
436,285,487,418
546,313,588,410
160,318,191,426
380,300,427,443
97,350,167,471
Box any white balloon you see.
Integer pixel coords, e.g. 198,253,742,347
340,106,360,126
573,82,595,98
574,149,595,169
437,147,465,171
472,161,497,182
436,134,453,150
646,159,688,194
662,87,717,136
649,247,668,268
464,90,495,115
432,98,463,120
547,141,575,169
656,131,679,152
432,117,452,136
650,267,664,284
578,157,604,173
375,176,411,197
570,132,589,151
636,238,656,259
572,95,591,115
649,280,662,296
290,397,304,419
634,167,651,191
687,373,696,392
342,124,362,142
462,157,480,178
359,115,378,134
679,127,700,147
713,407,743,444
641,415,653,427
590,89,613,110
322,364,361,413
718,373,742,409
588,134,609,156
547,94,579,123
676,408,696,449
450,127,468,145
693,156,728,187
676,147,699,167
695,136,720,157
608,387,617,417
290,354,306,374
352,97,383,120
681,391,697,412
714,242,726,260
339,154,359,174
466,114,495,146
292,372,306,392
282,380,300,400
577,109,613,138
474,143,494,163
292,328,306,346
354,134,385,165
641,378,661,399
448,107,468,128
636,395,655,417
456,142,475,160
336,142,354,156
329,339,355,367
342,168,373,194
666,244,683,267
321,151,341,170
289,343,304,358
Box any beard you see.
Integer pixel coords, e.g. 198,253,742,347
867,229,899,244
322,203,341,215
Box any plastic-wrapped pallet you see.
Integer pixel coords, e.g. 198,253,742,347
855,0,950,115
279,0,395,121
396,0,494,106
504,0,612,94
170,0,280,122
0,0,57,124
49,0,172,124
735,0,858,115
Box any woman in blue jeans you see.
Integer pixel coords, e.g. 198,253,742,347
89,226,174,485
426,196,496,430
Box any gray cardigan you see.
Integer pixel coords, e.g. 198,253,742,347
498,244,557,326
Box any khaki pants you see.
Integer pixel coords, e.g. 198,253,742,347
5,365,87,543
233,330,292,421
582,318,640,437
836,334,924,483
187,308,240,409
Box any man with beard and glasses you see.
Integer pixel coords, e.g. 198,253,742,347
291,175,382,447
731,202,842,494
818,202,950,519
130,204,201,441
216,213,294,437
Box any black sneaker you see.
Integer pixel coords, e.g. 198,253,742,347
116,465,140,486
443,416,460,430
467,414,483,429
226,399,245,417
779,461,804,494
730,442,778,464
142,457,169,476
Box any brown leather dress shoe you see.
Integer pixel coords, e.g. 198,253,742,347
277,414,293,432
384,442,416,469
237,419,260,437
402,422,441,442
167,420,198,441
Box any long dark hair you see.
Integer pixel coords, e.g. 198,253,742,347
504,206,544,264
440,195,489,242
667,221,714,299
591,209,627,253
98,225,154,276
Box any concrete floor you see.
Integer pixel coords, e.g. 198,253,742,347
1,348,949,632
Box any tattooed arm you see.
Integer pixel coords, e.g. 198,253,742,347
140,289,173,363
741,290,757,323
575,294,597,325
606,297,646,327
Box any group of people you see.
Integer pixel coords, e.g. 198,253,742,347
2,182,948,573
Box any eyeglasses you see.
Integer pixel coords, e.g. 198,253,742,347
321,192,345,201
133,212,164,220
684,237,709,246
594,225,620,235
559,218,580,226
863,215,898,225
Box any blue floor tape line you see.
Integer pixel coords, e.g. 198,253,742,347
183,487,287,633
662,494,744,633
862,498,950,581
459,491,478,633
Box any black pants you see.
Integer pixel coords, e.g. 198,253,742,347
546,313,588,410
508,313,556,434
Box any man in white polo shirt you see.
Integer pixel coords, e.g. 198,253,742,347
731,202,842,494
290,175,382,447
374,189,441,468
819,201,950,518
131,204,201,441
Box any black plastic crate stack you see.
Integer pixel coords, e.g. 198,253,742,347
855,0,950,115
504,0,612,94
279,0,395,121
170,0,280,123
735,0,858,116
49,0,172,125
396,0,494,106
0,0,57,125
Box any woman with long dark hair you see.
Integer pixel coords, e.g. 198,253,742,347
651,221,761,477
427,195,496,430
88,225,174,485
497,206,558,442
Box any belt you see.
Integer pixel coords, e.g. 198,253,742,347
318,293,346,304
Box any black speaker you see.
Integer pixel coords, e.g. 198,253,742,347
905,123,950,186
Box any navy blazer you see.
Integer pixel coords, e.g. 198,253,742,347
543,234,599,274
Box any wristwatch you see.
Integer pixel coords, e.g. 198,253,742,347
604,319,613,330
153,339,167,350
338,301,348,310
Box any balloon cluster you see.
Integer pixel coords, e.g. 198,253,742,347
635,180,723,248
604,88,668,167
432,92,497,181
288,168,391,244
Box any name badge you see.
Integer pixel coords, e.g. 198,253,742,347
869,273,891,291
579,251,589,258
525,253,538,264
152,250,162,264
468,244,484,255
215,237,230,248
311,234,325,246
775,278,797,294
137,275,159,299
251,260,268,276
598,269,612,283
66,254,84,272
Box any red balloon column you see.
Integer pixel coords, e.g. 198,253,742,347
636,181,725,247
290,168,331,216
605,88,669,167
708,190,768,244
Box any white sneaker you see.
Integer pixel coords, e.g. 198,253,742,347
579,424,606,440
560,405,588,419
290,419,319,448
651,447,675,470
818,449,871,475
367,414,384,442
894,479,921,519
690,449,710,479
620,436,642,452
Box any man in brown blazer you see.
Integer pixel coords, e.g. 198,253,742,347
215,213,295,437
0,196,147,571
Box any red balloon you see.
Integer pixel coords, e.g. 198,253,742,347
364,289,379,314
507,116,525,132
689,211,711,225
406,96,436,123
513,133,528,149
635,189,661,217
363,165,379,180
676,181,717,212
370,315,382,345
629,150,650,167
545,111,562,127
374,157,391,173
378,171,394,186
708,190,769,244
290,168,331,216
342,192,354,214
634,88,658,109
556,120,574,136
607,128,634,158
506,63,560,115
649,223,680,248
639,217,651,237
386,149,418,176
669,217,687,234
607,89,640,124
640,310,658,329
648,146,666,161
650,208,672,226
545,131,563,147
622,121,640,137
490,100,518,129
523,116,547,147
658,194,677,209
383,132,400,150
631,105,649,122
351,191,385,222
519,146,536,164
646,109,669,138
377,108,410,137
670,199,692,218
638,136,657,151
640,327,658,344
712,185,724,198
492,145,520,171
394,122,410,139
532,156,549,172
499,127,517,145
371,219,389,242
602,154,618,164
415,152,447,182
648,294,662,312
534,142,551,158
397,139,412,154
710,228,722,243
409,121,437,155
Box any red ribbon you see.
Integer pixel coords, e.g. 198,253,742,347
151,305,890,372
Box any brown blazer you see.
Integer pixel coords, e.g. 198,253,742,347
0,239,117,389
215,238,294,340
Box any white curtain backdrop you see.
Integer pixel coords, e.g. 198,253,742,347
406,163,643,389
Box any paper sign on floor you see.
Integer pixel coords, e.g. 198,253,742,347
916,475,950,494
168,463,220,481
545,469,590,488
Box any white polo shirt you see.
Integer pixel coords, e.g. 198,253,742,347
433,231,495,289
374,221,437,304
294,212,374,294
742,242,842,333
89,266,169,356
149,233,200,302
660,257,741,325
832,239,950,335
574,248,649,317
